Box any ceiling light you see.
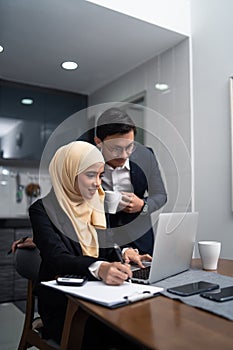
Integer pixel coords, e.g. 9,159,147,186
61,61,78,70
0,45,4,53
155,83,169,91
2,169,10,175
21,98,34,105
0,181,7,186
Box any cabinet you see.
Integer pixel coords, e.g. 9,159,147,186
0,79,88,160
0,225,33,302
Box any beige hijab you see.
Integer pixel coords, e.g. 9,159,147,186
49,141,106,257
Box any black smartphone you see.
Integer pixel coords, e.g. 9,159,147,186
200,286,233,302
56,275,87,286
167,281,219,296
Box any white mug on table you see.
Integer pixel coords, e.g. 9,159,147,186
198,241,221,270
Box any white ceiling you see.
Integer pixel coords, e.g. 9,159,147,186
0,0,186,95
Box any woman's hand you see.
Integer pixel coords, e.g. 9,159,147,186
98,261,132,285
123,248,152,269
11,237,36,253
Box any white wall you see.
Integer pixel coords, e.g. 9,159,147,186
191,0,233,258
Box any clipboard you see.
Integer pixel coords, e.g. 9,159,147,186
41,280,164,308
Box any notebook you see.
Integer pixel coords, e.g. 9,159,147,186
131,212,198,284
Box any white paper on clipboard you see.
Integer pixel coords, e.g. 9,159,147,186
42,280,164,308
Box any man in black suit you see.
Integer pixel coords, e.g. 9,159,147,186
94,107,167,255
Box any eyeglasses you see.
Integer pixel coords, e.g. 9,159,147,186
103,141,136,157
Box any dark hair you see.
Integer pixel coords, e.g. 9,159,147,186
96,108,137,141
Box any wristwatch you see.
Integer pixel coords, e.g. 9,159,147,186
141,198,149,215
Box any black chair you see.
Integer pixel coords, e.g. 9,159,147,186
14,248,60,350
14,247,88,350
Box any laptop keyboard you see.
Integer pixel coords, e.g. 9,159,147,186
132,266,151,280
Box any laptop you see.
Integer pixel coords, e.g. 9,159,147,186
131,212,198,284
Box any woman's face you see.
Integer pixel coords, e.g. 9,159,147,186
74,162,104,200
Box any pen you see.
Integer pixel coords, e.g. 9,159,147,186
114,243,124,263
114,243,131,282
7,235,29,255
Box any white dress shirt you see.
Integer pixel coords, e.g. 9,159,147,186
101,159,133,192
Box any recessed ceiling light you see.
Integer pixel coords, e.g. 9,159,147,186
0,45,4,53
155,83,169,91
61,61,78,70
2,169,10,175
21,98,34,105
0,181,7,186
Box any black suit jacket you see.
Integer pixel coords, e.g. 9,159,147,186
29,196,116,342
105,144,167,255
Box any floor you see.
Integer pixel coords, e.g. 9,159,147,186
0,301,37,350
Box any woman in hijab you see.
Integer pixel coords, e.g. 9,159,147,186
29,141,143,349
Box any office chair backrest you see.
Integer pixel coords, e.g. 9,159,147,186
14,247,61,350
14,247,41,281
14,247,84,350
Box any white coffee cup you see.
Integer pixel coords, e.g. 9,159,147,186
198,241,221,270
104,190,122,214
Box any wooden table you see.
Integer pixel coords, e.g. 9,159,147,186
60,259,233,350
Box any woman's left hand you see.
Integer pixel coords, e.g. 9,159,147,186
123,248,152,269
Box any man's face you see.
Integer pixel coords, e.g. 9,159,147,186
95,130,135,168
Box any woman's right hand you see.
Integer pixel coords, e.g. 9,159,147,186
98,261,132,285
